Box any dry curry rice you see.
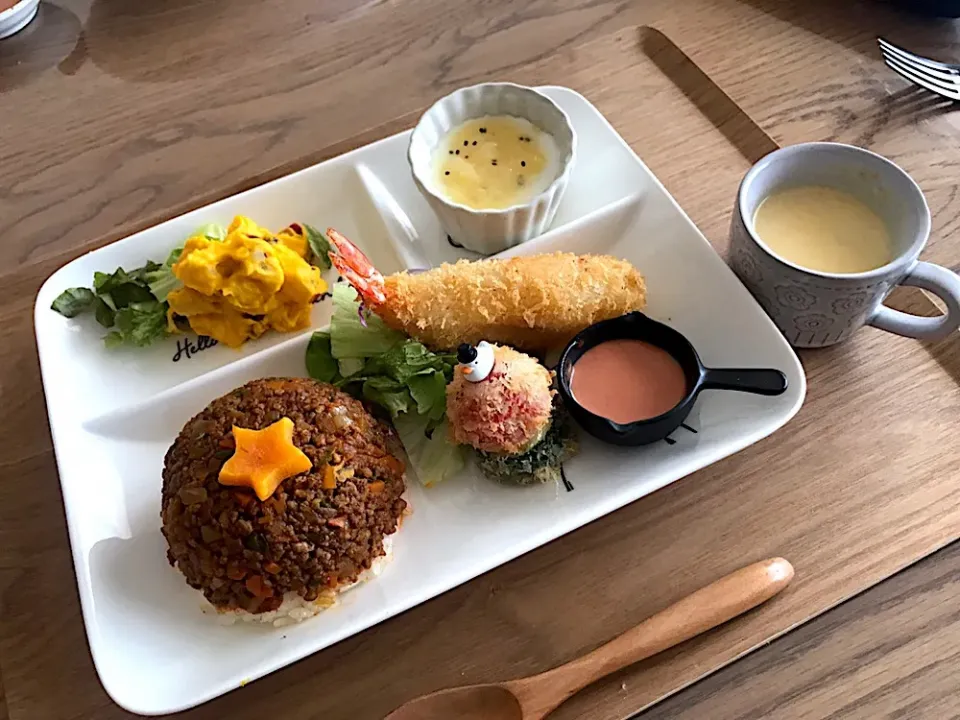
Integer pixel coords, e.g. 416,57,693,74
161,378,406,619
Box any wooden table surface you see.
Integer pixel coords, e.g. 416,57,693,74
3,1,960,718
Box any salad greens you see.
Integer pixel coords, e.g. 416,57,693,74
49,223,229,348
52,259,173,347
145,247,184,302
193,222,228,242
304,224,333,271
305,284,466,486
51,222,338,350
52,221,335,349
104,301,170,348
50,287,97,318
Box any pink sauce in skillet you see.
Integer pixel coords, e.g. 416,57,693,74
569,339,688,423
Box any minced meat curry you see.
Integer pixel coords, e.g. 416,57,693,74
161,378,406,615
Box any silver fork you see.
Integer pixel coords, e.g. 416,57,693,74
877,38,960,101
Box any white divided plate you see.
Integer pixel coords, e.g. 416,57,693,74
34,87,806,716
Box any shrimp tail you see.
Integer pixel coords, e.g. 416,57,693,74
325,228,386,305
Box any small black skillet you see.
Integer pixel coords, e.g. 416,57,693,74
557,312,788,446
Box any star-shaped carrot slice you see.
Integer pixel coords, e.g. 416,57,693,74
218,417,312,501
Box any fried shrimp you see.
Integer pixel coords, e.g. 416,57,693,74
326,229,647,352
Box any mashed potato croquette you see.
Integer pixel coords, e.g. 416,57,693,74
446,344,554,455
167,216,327,347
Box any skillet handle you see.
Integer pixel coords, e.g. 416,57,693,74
701,368,787,396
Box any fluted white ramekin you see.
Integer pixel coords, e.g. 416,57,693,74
408,83,576,255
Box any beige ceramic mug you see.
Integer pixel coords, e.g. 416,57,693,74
729,142,960,348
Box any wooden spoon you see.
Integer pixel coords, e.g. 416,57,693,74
385,557,794,720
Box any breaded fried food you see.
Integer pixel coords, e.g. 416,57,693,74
447,344,554,455
383,254,646,351
326,229,647,352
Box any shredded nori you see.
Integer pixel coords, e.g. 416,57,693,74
474,401,578,486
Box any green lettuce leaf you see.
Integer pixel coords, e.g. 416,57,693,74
304,224,333,271
145,247,184,302
51,287,97,318
407,371,448,421
92,269,125,294
338,357,366,379
329,284,405,359
94,296,116,327
364,342,454,383
92,266,156,308
130,260,162,284
304,282,462,486
361,376,413,417
52,261,170,349
393,415,467,488
110,301,169,347
108,281,155,308
195,223,227,241
305,332,339,383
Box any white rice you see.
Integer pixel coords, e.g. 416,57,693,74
201,534,395,628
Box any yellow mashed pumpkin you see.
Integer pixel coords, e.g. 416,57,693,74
167,216,327,348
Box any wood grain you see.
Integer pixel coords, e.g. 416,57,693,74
3,2,960,720
388,559,794,720
640,540,960,720
509,559,795,720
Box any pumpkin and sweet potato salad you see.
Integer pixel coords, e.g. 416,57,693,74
167,217,328,347
50,215,332,349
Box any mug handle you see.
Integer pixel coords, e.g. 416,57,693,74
868,261,960,340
